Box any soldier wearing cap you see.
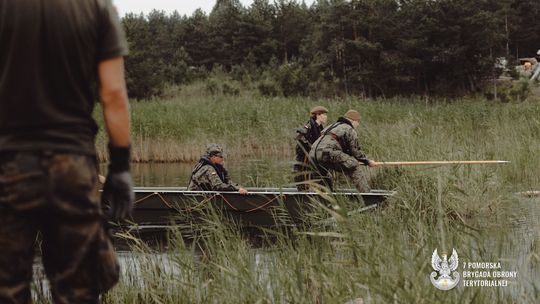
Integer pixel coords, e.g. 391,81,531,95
293,106,329,190
188,144,248,194
309,110,377,193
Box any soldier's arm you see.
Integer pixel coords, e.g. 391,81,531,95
99,57,130,147
347,130,370,165
214,168,248,194
206,167,242,192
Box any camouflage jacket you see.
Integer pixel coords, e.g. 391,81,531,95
188,157,240,191
295,118,323,162
309,117,369,165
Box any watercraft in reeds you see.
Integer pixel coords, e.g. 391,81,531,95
126,187,395,228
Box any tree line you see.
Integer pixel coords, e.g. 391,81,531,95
122,0,540,99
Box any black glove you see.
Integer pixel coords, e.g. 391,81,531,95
101,145,134,221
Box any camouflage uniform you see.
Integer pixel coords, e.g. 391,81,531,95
188,145,241,192
309,118,371,193
293,117,324,190
0,152,118,304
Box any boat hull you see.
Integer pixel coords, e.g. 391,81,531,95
125,187,395,228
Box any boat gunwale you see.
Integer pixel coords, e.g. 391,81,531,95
132,187,396,197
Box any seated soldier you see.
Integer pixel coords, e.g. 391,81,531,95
188,144,248,194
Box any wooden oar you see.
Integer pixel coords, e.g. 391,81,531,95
373,160,509,166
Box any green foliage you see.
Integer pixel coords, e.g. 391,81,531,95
484,79,532,102
276,62,310,96
123,11,195,99
204,79,220,95
89,92,540,303
102,164,539,303
121,1,540,98
257,77,281,97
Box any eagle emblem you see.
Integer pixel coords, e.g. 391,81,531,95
430,248,460,290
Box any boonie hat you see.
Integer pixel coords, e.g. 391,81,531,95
344,110,360,121
310,106,329,115
206,143,224,157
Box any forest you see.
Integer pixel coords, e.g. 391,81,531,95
121,0,540,99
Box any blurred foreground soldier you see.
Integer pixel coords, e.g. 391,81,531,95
293,106,328,190
309,110,377,193
189,144,248,194
0,1,133,303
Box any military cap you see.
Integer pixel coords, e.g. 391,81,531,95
344,110,360,121
206,143,224,157
310,106,329,115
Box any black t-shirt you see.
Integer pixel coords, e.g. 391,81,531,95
0,0,128,155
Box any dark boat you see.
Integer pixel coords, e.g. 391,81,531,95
127,187,395,229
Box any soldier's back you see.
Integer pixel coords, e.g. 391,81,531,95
0,0,127,155
313,123,353,152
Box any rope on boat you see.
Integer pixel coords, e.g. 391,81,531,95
184,194,219,211
134,192,158,204
155,192,175,209
244,194,284,213
217,193,239,211
133,191,284,213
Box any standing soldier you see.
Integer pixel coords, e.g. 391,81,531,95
189,144,248,194
0,0,133,303
293,106,328,190
309,110,377,192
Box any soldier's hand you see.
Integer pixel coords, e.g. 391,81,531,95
368,160,378,167
102,171,134,221
238,187,248,195
102,144,134,221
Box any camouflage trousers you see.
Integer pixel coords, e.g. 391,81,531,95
0,152,119,304
311,150,370,193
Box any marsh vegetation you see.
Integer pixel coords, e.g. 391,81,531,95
81,84,540,303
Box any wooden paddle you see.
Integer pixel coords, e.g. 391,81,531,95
373,160,509,166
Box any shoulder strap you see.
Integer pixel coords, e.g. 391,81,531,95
313,121,342,164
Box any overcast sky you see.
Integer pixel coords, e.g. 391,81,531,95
114,0,315,17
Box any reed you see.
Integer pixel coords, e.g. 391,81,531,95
102,180,539,303
95,84,540,172
76,85,540,302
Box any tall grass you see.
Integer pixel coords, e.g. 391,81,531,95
89,83,540,303
103,182,539,303
95,82,540,172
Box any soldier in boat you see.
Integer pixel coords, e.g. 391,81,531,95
309,110,377,193
189,144,248,194
293,106,329,190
